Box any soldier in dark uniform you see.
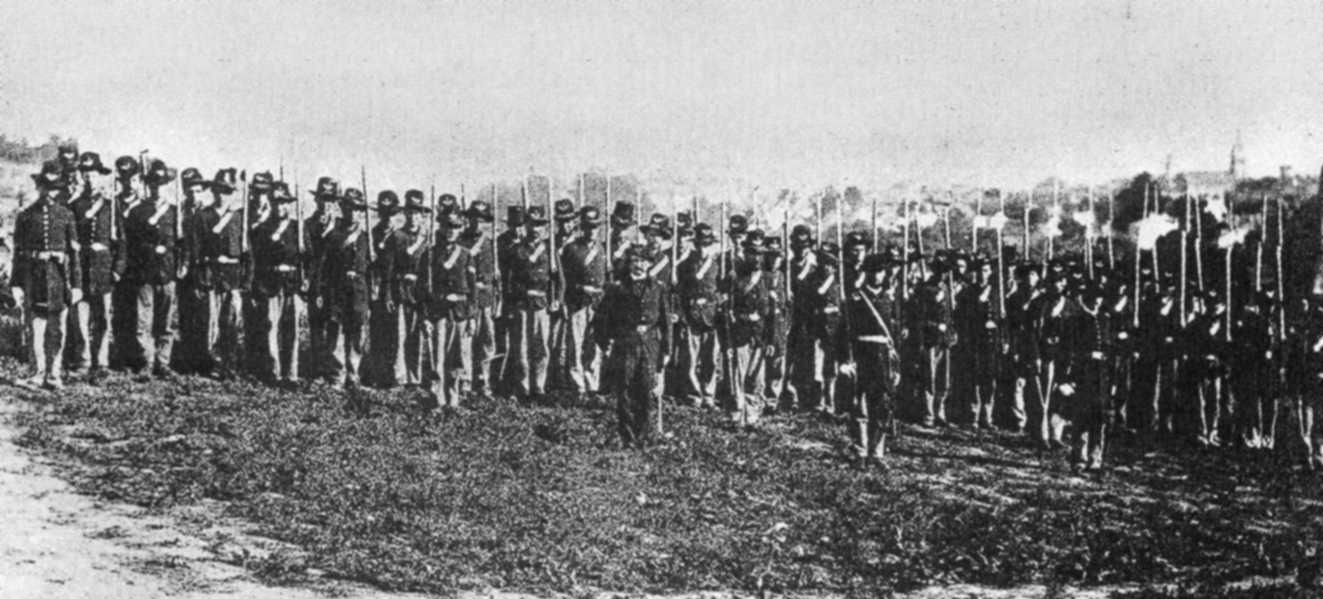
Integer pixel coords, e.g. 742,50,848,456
841,252,901,463
68,152,122,380
547,198,578,390
1060,285,1111,470
304,177,340,382
243,172,277,375
1036,267,1074,446
723,231,772,426
955,257,1003,429
424,209,476,407
762,234,791,407
1233,290,1276,449
1145,276,1183,436
1005,262,1043,433
907,266,955,427
109,156,143,371
1295,298,1323,470
507,205,555,401
639,213,677,401
122,160,182,379
363,191,403,388
173,167,213,375
676,223,722,407
559,206,606,395
318,189,372,391
607,201,637,278
459,200,498,397
11,161,82,390
190,169,248,379
804,241,845,416
594,244,672,448
382,190,432,387
251,183,305,385
494,205,526,394
785,224,817,410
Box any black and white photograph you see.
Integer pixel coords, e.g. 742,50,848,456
2,1,1323,597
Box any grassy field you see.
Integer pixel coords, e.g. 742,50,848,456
6,357,1323,597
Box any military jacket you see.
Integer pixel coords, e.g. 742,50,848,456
676,248,722,331
189,204,248,292
593,274,672,350
251,216,304,297
69,191,122,295
122,197,179,286
459,228,498,309
723,263,772,347
319,220,372,322
382,224,429,306
11,198,82,313
560,236,606,311
509,235,554,311
424,239,476,321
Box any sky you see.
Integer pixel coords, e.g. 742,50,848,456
2,0,1323,201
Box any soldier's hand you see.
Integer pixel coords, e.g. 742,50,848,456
112,272,120,282
299,280,310,294
177,265,188,280
314,296,323,310
10,287,23,307
838,361,857,377
70,288,83,305
549,300,562,314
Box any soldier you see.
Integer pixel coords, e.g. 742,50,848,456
304,177,340,383
955,257,1003,429
1233,291,1276,449
723,231,772,427
1005,262,1043,433
382,190,432,387
121,160,182,380
1061,285,1111,470
251,183,305,385
458,200,498,397
593,245,672,448
762,235,790,407
318,188,372,391
639,213,677,400
1036,266,1074,446
243,172,277,375
807,242,847,416
11,161,82,390
841,252,901,463
55,143,80,191
1144,276,1183,436
109,156,143,371
607,201,637,278
507,205,555,401
676,223,722,407
364,190,404,388
190,169,248,379
67,152,122,380
547,198,578,390
494,205,526,394
785,224,817,410
173,167,212,375
558,206,606,395
424,208,476,407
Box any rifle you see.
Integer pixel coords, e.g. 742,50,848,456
241,171,249,256
491,183,500,313
836,189,854,366
605,176,613,281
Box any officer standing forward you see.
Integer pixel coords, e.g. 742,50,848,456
12,161,82,390
595,245,672,447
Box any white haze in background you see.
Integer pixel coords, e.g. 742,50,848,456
2,0,1323,200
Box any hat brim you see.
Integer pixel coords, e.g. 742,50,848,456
463,210,494,222
79,165,112,175
404,205,433,213
144,169,178,186
579,218,603,228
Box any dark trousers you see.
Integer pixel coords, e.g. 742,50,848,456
607,329,660,447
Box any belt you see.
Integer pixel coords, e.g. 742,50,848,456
90,242,110,252
29,251,66,261
402,274,419,281
735,312,761,322
273,264,298,273
635,324,652,334
527,290,546,298
154,245,168,255
345,271,362,279
475,282,492,289
856,334,892,344
211,256,240,265
693,297,709,305
444,293,466,302
578,284,602,293
820,306,839,314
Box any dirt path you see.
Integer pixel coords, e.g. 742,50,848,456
0,396,438,599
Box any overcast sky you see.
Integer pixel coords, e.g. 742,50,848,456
2,0,1322,196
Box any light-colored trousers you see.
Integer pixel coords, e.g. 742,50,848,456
559,306,600,393
508,308,550,397
680,327,720,405
25,304,67,382
74,291,112,370
134,283,177,371
262,291,303,381
426,316,474,407
206,289,244,373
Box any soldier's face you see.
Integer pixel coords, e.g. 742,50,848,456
405,211,421,227
277,202,293,219
629,257,648,279
444,226,461,242
848,245,866,263
1027,271,1041,287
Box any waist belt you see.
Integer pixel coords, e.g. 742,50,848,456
475,282,492,289
89,242,110,252
154,245,167,255
635,324,652,334
443,293,467,302
856,334,893,344
344,271,362,279
693,297,709,305
820,306,839,314
527,289,546,298
29,251,66,261
578,284,602,293
735,312,761,322
402,273,419,281
273,264,298,273
211,256,240,265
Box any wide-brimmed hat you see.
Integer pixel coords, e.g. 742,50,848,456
438,193,459,214
526,205,550,226
554,199,577,222
142,159,177,187
310,176,339,199
375,190,401,213
114,156,140,179
403,189,430,213
728,214,749,236
790,224,814,248
249,171,275,193
180,167,209,190
506,205,526,226
743,228,766,249
844,231,869,249
640,213,672,239
209,168,238,194
271,181,297,204
77,152,111,175
817,242,841,265
31,160,64,189
464,200,494,223
693,223,717,246
340,188,367,212
611,201,636,227
579,206,603,228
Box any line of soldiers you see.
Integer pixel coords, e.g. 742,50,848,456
10,148,1323,470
